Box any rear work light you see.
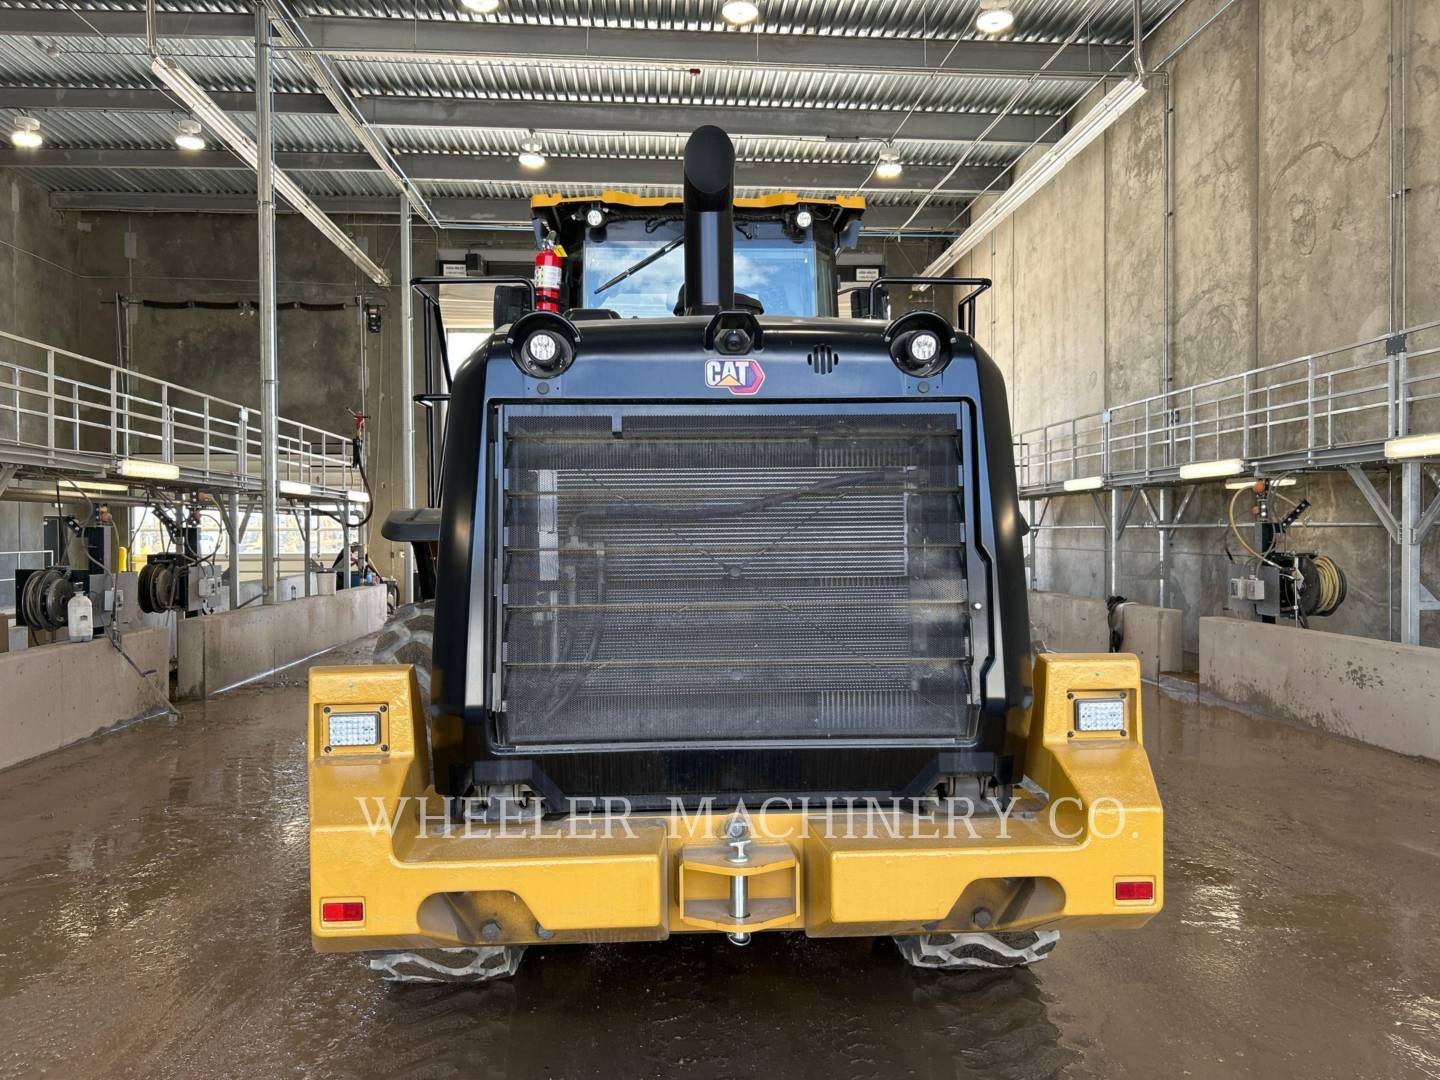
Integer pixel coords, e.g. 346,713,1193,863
1115,880,1155,902
321,901,364,923
1074,697,1126,733
326,710,381,747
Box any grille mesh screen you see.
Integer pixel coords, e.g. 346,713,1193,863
498,412,974,745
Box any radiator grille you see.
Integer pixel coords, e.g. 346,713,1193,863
497,411,974,745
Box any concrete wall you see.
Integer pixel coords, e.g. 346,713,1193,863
0,169,91,605
951,0,1440,651
0,625,169,770
1199,616,1440,761
175,583,385,698
1029,590,1184,681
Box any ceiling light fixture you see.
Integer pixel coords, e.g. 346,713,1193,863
875,152,903,180
517,140,546,169
1063,475,1104,492
175,118,205,151
459,0,501,12
975,0,1015,34
721,0,760,26
10,115,43,149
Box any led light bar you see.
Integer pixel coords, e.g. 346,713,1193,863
1178,457,1245,481
345,489,371,504
116,458,180,481
1063,475,1104,492
326,711,381,747
1075,697,1126,733
149,56,390,286
279,480,312,497
1384,432,1440,460
923,78,1148,273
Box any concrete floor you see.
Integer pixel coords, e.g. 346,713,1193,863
1,639,1438,1079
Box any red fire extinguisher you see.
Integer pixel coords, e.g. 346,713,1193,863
534,241,564,313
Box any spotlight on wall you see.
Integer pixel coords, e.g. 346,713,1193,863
975,0,1015,34
175,118,205,151
10,116,43,149
721,0,760,26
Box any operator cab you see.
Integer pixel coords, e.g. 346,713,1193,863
530,192,865,319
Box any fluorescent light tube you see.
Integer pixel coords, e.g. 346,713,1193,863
1178,458,1246,481
1224,477,1297,490
1384,433,1440,460
149,57,389,286
345,489,371,504
279,480,313,497
117,458,180,481
1063,475,1104,492
923,78,1148,273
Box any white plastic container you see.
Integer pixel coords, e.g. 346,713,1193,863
66,592,94,643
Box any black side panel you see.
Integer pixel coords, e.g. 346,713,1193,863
971,339,1032,713
431,338,494,715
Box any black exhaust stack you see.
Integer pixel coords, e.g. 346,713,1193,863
682,125,735,315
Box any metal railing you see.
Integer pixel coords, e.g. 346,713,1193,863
1014,318,1440,493
0,329,357,496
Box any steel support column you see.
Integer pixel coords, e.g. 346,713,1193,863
399,197,415,605
256,4,280,606
1399,461,1423,644
225,489,241,609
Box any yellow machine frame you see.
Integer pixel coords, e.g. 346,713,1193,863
308,654,1162,951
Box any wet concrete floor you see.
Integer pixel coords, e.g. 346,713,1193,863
1,638,1438,1079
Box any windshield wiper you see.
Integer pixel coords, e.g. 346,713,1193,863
594,236,684,295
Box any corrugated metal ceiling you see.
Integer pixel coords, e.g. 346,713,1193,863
0,0,1184,222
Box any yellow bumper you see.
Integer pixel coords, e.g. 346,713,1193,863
308,654,1162,951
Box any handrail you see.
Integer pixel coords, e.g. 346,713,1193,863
1013,317,1440,493
0,328,357,498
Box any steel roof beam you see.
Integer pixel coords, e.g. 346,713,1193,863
0,11,1130,77
0,86,1060,145
46,191,964,230
3,148,1005,193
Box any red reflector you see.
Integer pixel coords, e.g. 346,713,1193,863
1115,880,1154,902
322,901,364,923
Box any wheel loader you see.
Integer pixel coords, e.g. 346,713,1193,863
307,126,1163,982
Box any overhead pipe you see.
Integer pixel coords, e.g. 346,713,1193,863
399,196,415,605
256,3,280,606
260,0,441,231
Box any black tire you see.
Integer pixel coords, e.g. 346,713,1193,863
372,601,435,706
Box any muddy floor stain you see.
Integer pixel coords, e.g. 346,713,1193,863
0,638,1438,1079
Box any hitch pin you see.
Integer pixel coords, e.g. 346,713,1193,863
725,819,751,941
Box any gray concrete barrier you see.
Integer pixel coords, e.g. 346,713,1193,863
176,585,386,699
1028,591,1185,681
1200,616,1440,762
0,626,170,770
